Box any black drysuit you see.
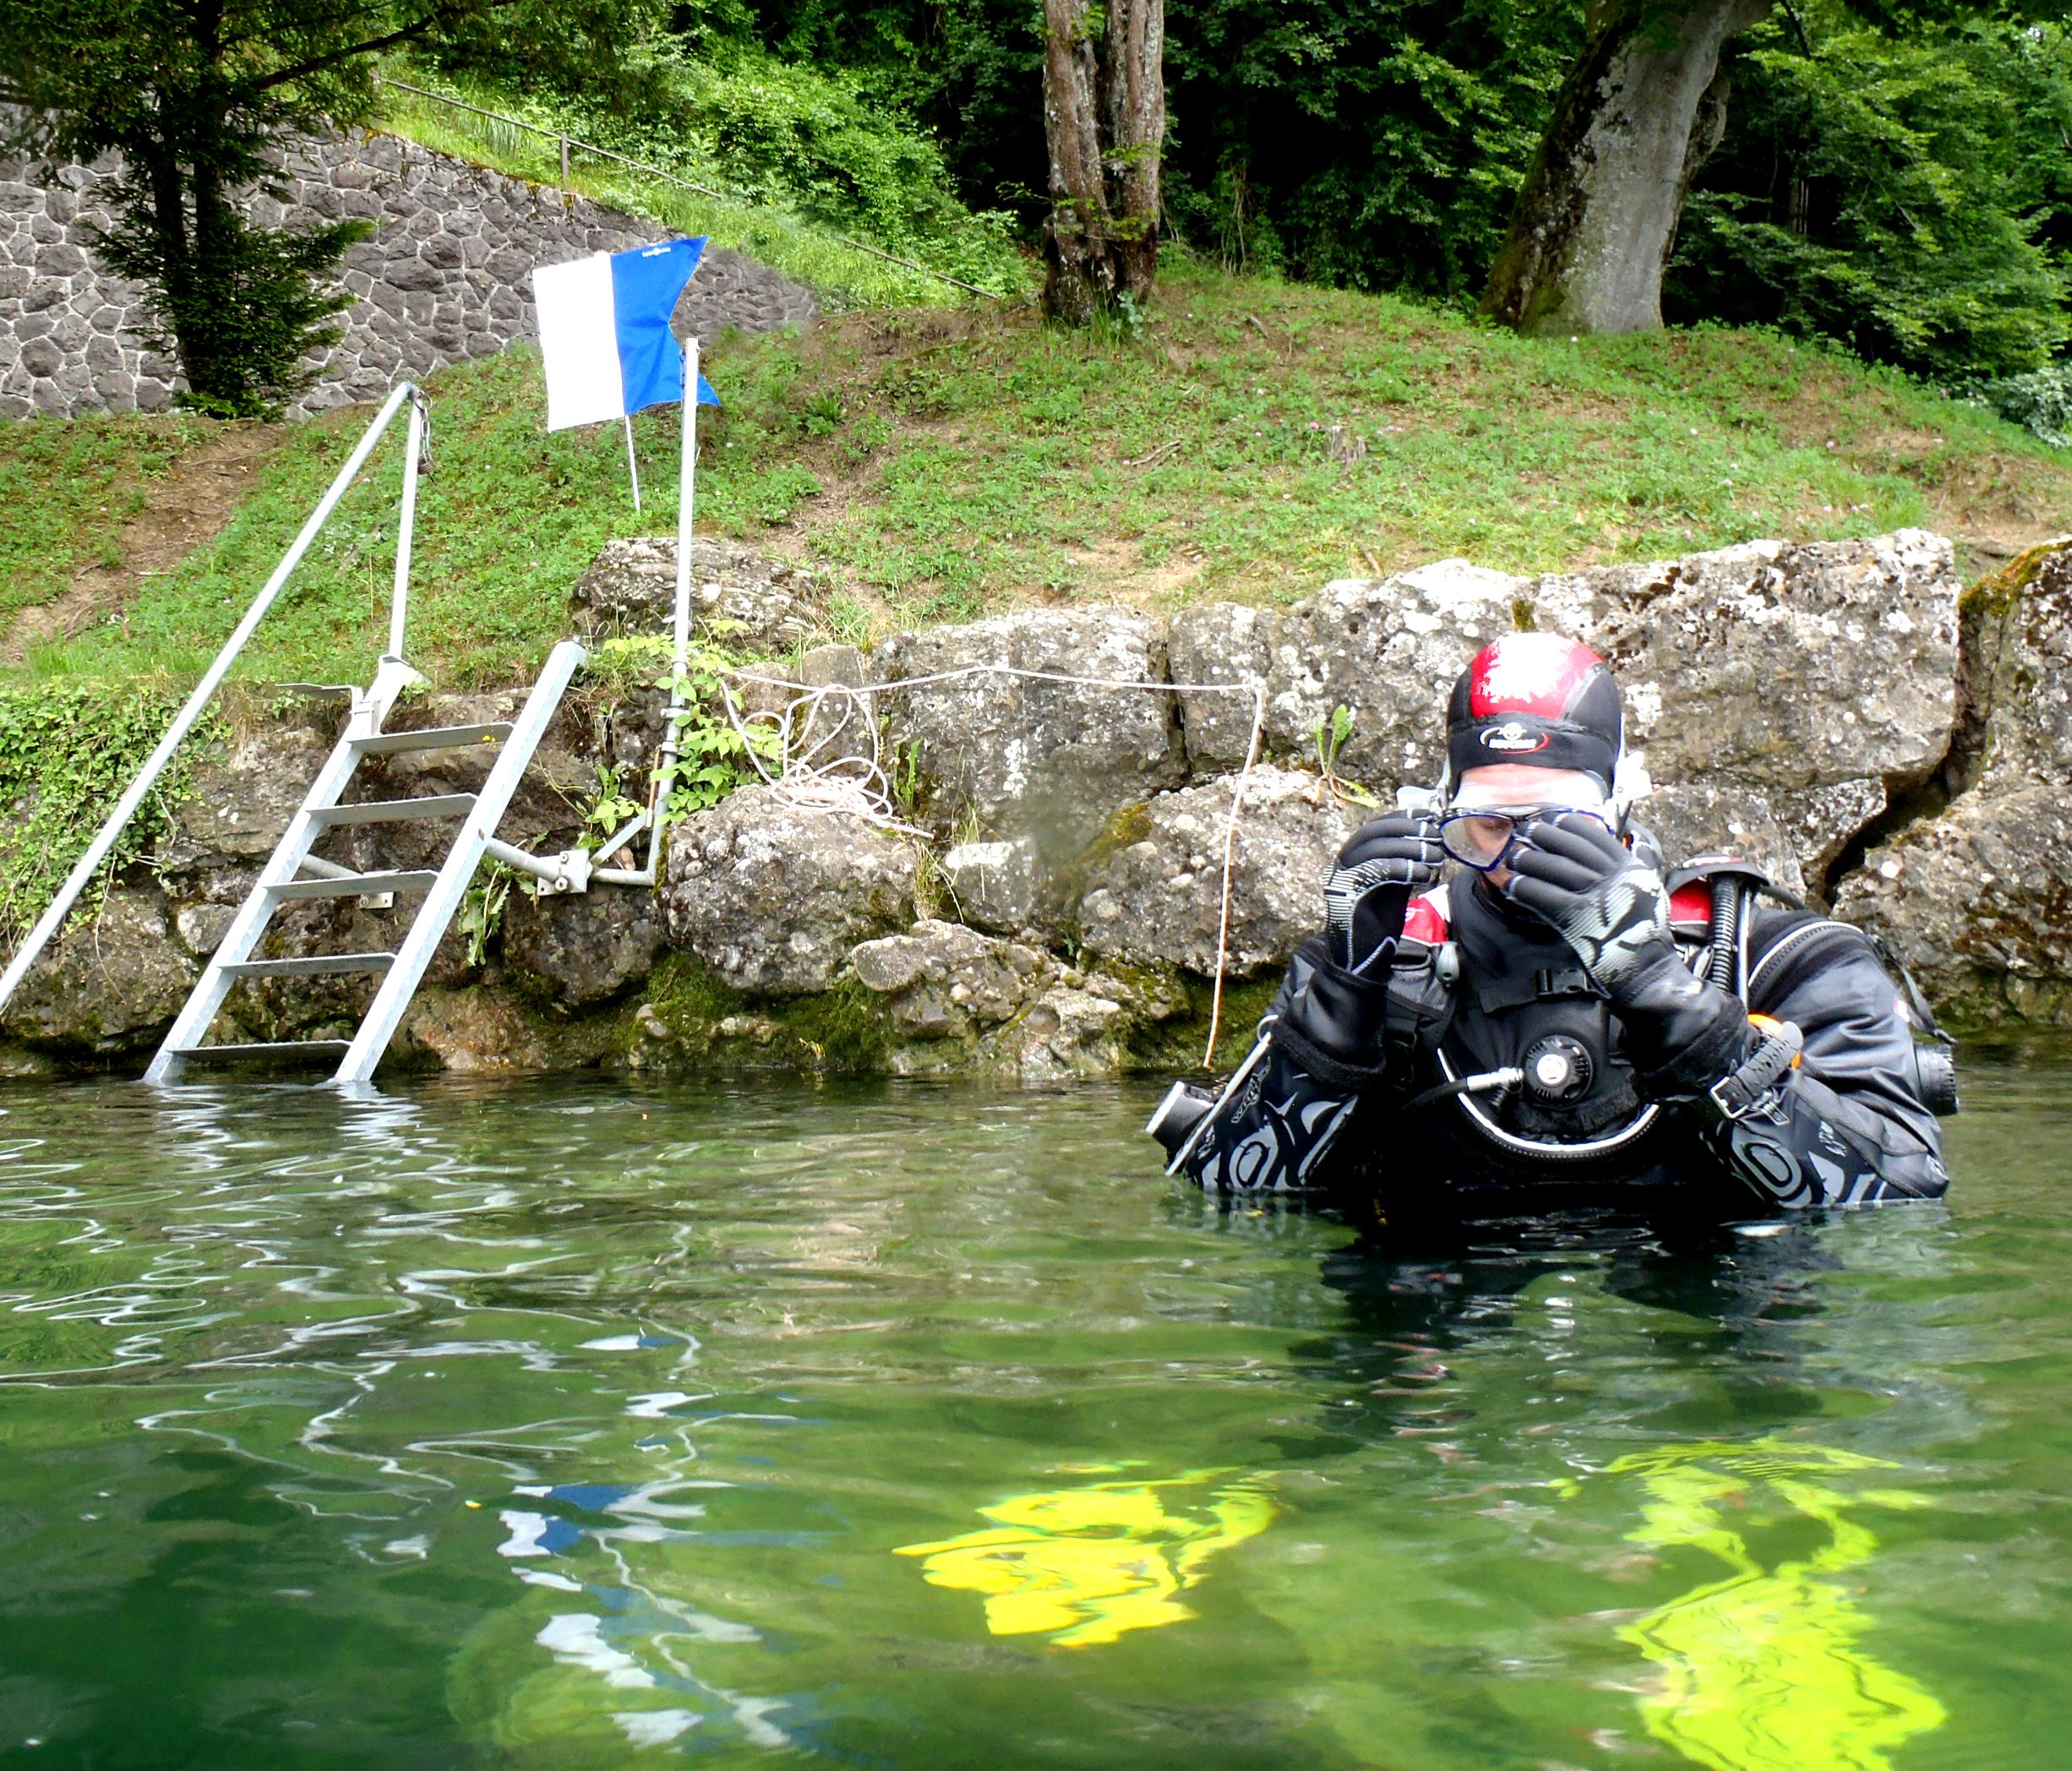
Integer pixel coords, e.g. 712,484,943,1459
1180,875,1949,1216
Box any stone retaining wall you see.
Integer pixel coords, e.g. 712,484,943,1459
0,128,819,420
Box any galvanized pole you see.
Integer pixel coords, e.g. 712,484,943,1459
635,337,698,885
388,393,427,660
0,381,419,1017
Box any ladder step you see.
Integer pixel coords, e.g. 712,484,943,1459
310,793,477,826
218,952,396,979
168,1040,353,1066
270,869,441,902
349,722,513,756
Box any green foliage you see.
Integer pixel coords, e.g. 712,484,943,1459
1162,0,1585,298
714,0,1584,302
0,684,215,939
1669,9,2072,382
456,864,514,967
1978,364,2072,449
104,209,371,420
588,634,782,820
385,42,1026,303
1313,703,1377,807
31,347,700,688
579,763,646,841
683,264,2072,627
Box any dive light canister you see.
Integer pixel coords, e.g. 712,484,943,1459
1146,1080,1217,1161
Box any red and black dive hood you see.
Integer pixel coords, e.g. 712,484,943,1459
1444,633,1624,793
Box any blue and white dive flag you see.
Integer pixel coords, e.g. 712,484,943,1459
532,237,720,431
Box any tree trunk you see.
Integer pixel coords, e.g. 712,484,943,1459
1041,0,1165,325
1480,0,1770,336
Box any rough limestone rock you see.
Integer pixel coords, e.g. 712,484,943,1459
871,608,1188,887
939,837,1044,935
1636,782,1808,898
1075,766,1361,978
848,918,1179,1081
0,528,2050,1076
1168,533,1959,891
397,986,610,1073
2,891,196,1053
662,787,918,993
1170,560,1523,787
162,718,334,874
501,884,665,1011
1536,531,1960,885
1836,540,2072,1025
570,538,826,656
849,918,1055,1038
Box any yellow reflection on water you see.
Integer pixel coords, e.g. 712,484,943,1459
895,1469,1278,1648
1606,1439,1946,1771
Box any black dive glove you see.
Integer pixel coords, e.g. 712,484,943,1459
1322,809,1445,969
1502,814,1745,1093
1283,810,1444,1076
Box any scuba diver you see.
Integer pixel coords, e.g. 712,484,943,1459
1148,633,1956,1218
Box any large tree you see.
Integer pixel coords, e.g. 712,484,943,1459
0,1,656,417
1039,0,1166,324
1480,0,1771,335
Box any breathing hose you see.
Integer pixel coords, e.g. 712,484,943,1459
1706,874,1742,993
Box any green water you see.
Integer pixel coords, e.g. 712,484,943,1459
1,1060,2068,1771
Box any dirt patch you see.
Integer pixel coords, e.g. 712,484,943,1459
4,422,285,665
1060,537,1208,608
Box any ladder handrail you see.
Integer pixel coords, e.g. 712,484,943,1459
0,379,428,1017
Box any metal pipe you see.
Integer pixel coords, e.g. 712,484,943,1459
0,381,420,1017
592,809,649,867
630,337,700,889
482,836,577,888
388,393,426,662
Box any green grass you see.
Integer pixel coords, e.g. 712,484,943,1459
710,263,2072,626
19,347,688,687
0,413,216,625
6,260,2070,691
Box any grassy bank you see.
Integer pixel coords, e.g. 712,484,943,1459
6,261,2070,690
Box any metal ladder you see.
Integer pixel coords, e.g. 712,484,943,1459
144,639,586,1086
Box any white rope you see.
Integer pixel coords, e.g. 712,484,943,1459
712,662,1268,1066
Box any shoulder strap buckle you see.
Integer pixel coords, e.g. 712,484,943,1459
1708,1020,1804,1121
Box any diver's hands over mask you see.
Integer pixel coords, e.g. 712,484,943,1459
1503,812,1752,1098
1500,812,1672,1000
1323,809,1444,969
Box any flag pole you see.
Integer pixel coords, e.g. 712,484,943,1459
673,335,696,684
640,335,698,883
622,415,641,514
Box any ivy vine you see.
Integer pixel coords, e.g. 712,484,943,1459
0,684,215,940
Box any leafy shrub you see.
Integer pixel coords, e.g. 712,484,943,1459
1668,11,2072,383
1977,365,2072,450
